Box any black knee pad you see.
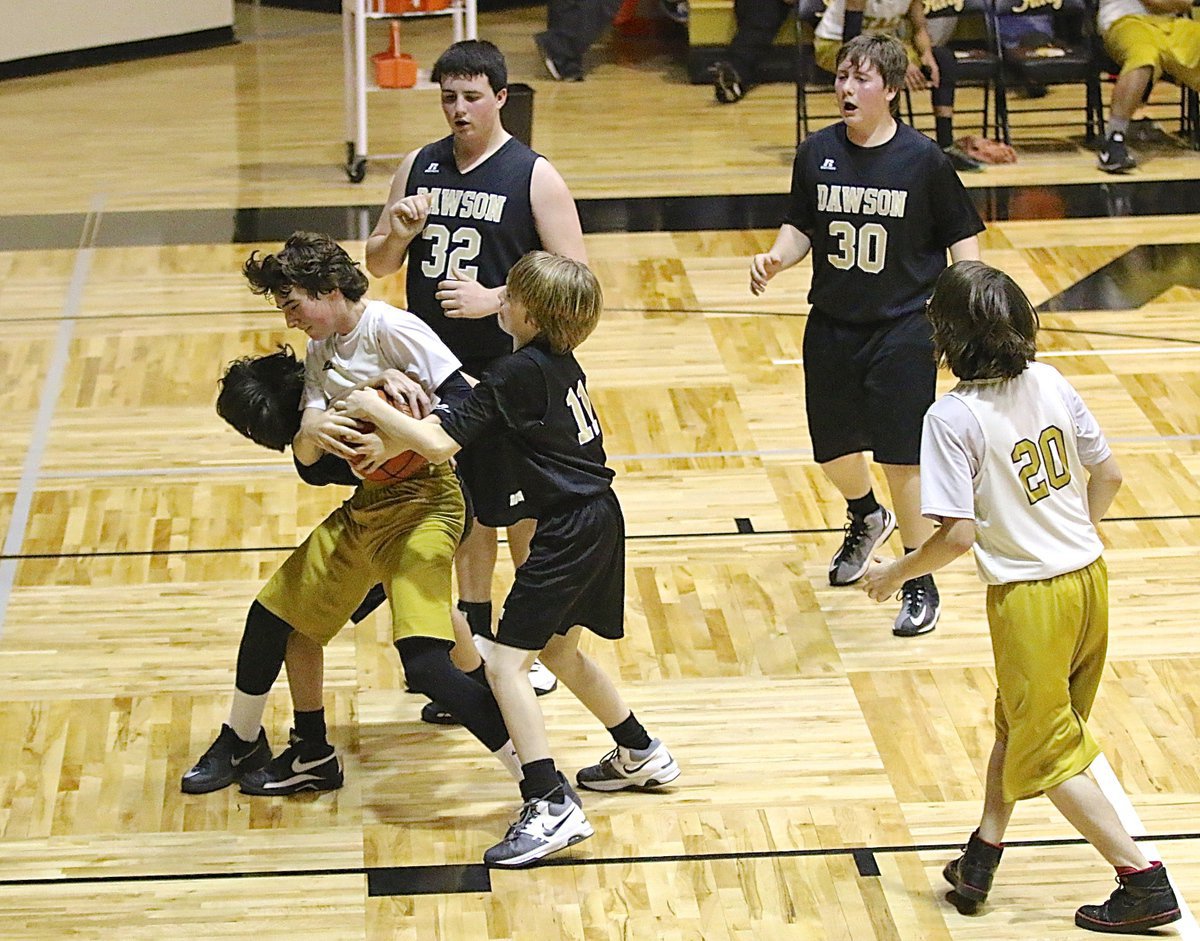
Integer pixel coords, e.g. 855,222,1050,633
235,600,294,696
394,636,454,698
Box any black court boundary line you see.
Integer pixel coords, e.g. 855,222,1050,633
3,513,1197,564
5,178,1200,253
2,832,1196,892
2,513,1197,563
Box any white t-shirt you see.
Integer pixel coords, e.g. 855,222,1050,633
1098,0,1152,33
920,361,1110,584
817,0,914,42
302,300,462,410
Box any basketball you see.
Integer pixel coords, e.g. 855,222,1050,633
354,388,429,482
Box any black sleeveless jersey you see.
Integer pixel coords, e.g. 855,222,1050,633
785,122,984,324
404,135,542,363
438,340,615,527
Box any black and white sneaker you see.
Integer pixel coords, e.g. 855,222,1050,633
420,700,460,725
660,0,689,24
710,60,745,104
534,33,583,82
483,784,594,868
829,506,895,586
943,144,984,172
180,724,270,794
893,574,940,637
576,739,681,792
237,730,344,796
1098,133,1137,173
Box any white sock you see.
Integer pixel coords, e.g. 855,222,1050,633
227,691,269,743
493,739,522,781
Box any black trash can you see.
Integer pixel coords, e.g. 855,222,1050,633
502,82,535,147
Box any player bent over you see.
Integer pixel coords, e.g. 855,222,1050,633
181,232,521,796
336,252,680,866
863,261,1180,934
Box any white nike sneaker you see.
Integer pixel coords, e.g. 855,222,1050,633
575,739,681,792
238,730,344,795
528,659,558,696
483,784,593,867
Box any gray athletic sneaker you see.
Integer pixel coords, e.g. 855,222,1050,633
575,739,680,792
483,783,594,868
829,506,895,586
893,574,940,637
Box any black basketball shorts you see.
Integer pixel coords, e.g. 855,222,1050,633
495,489,626,651
802,309,936,466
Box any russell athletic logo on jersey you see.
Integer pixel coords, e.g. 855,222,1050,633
416,185,508,223
820,158,837,170
816,184,908,218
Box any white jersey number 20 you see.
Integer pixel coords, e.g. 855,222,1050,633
827,221,887,274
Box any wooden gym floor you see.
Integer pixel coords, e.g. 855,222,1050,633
0,3,1198,938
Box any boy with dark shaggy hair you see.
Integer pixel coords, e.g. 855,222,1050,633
863,260,1180,934
181,232,523,797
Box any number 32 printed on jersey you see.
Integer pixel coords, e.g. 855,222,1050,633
420,224,481,280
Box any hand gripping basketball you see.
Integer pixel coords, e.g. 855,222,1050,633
353,388,429,482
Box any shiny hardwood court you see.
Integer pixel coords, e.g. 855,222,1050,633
1,3,1198,938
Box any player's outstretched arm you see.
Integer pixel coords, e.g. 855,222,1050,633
862,517,974,602
750,224,811,295
365,150,425,278
335,389,461,467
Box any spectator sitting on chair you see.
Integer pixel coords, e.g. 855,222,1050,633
814,0,984,170
710,0,795,104
1096,0,1200,173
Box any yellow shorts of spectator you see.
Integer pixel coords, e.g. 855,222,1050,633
987,557,1108,804
1104,14,1200,88
257,462,464,647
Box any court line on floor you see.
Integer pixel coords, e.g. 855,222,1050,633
2,831,1196,894
0,196,102,639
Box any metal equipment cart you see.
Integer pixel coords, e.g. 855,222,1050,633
341,0,477,182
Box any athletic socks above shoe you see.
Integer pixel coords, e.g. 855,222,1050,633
607,712,652,752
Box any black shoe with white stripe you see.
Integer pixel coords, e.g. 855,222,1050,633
180,724,271,794
893,574,940,637
238,730,344,796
